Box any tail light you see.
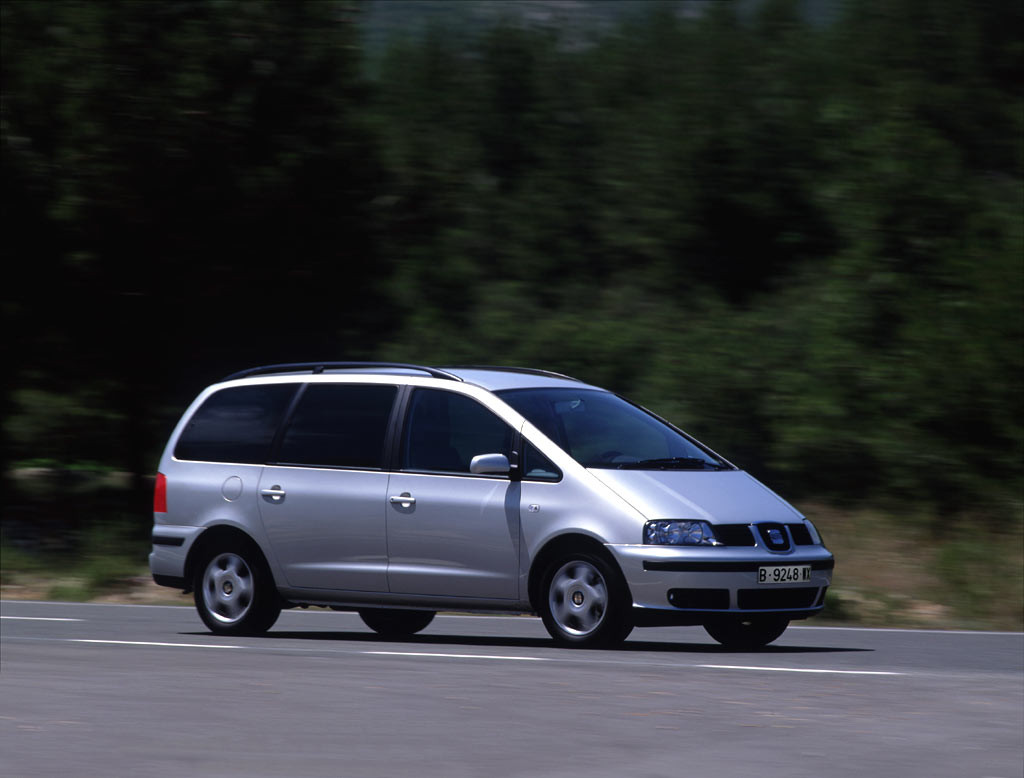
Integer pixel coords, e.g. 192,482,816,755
153,472,167,513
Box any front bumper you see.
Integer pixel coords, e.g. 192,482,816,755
609,543,834,621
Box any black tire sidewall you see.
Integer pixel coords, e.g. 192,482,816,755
193,543,280,636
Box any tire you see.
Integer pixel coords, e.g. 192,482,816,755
193,546,281,636
539,551,633,647
358,608,435,637
704,616,789,650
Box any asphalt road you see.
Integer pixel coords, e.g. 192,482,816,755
1,601,1021,778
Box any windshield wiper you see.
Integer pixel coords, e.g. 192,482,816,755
617,457,729,471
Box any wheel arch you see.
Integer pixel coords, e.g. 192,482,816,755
184,525,275,593
527,532,632,613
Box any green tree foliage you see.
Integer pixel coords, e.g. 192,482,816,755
3,0,1021,529
371,0,1023,519
3,0,381,502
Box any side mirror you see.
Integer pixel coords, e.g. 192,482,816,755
469,453,511,476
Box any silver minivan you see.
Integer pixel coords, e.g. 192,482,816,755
150,362,833,648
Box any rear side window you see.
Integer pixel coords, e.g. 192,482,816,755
402,389,512,474
277,384,397,469
174,384,296,464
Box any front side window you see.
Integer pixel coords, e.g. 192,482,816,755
522,440,561,482
402,389,512,474
277,384,397,469
174,384,297,464
498,388,729,471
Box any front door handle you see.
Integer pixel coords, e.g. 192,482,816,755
389,493,416,508
260,485,286,503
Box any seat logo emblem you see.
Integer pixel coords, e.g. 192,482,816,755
528,504,540,513
767,528,784,545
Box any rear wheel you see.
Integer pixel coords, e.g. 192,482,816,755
539,552,633,647
194,547,281,635
704,616,789,649
358,608,435,637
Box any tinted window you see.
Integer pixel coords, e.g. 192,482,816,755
498,388,728,470
522,440,561,482
277,384,397,469
175,384,296,464
403,389,512,474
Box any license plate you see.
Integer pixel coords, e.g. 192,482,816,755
758,565,811,584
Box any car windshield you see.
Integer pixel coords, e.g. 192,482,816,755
497,388,730,470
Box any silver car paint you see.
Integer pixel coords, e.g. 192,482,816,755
257,464,390,591
150,459,266,577
516,420,650,551
586,469,805,525
384,471,520,599
150,369,833,619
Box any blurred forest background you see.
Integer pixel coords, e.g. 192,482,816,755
1,0,1021,626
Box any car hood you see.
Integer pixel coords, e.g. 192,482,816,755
586,469,803,523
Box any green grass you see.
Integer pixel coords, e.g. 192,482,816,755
2,518,151,602
809,502,1024,630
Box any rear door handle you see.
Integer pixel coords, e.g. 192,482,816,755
389,493,416,508
260,485,286,503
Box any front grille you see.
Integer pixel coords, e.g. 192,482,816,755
755,522,791,551
667,588,730,609
737,587,819,609
712,524,755,546
787,523,813,545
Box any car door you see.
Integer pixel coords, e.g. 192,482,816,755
257,382,398,592
385,387,520,600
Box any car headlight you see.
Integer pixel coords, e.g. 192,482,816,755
643,520,722,546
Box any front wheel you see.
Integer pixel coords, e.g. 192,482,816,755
704,616,789,649
539,552,633,647
194,547,281,636
359,608,435,637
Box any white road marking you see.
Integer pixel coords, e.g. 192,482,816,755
71,639,243,649
4,637,1008,679
700,664,902,676
0,616,83,622
364,651,549,662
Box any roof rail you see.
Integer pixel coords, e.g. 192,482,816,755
441,365,583,383
222,362,464,382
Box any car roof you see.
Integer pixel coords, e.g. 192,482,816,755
440,367,599,392
220,362,602,393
